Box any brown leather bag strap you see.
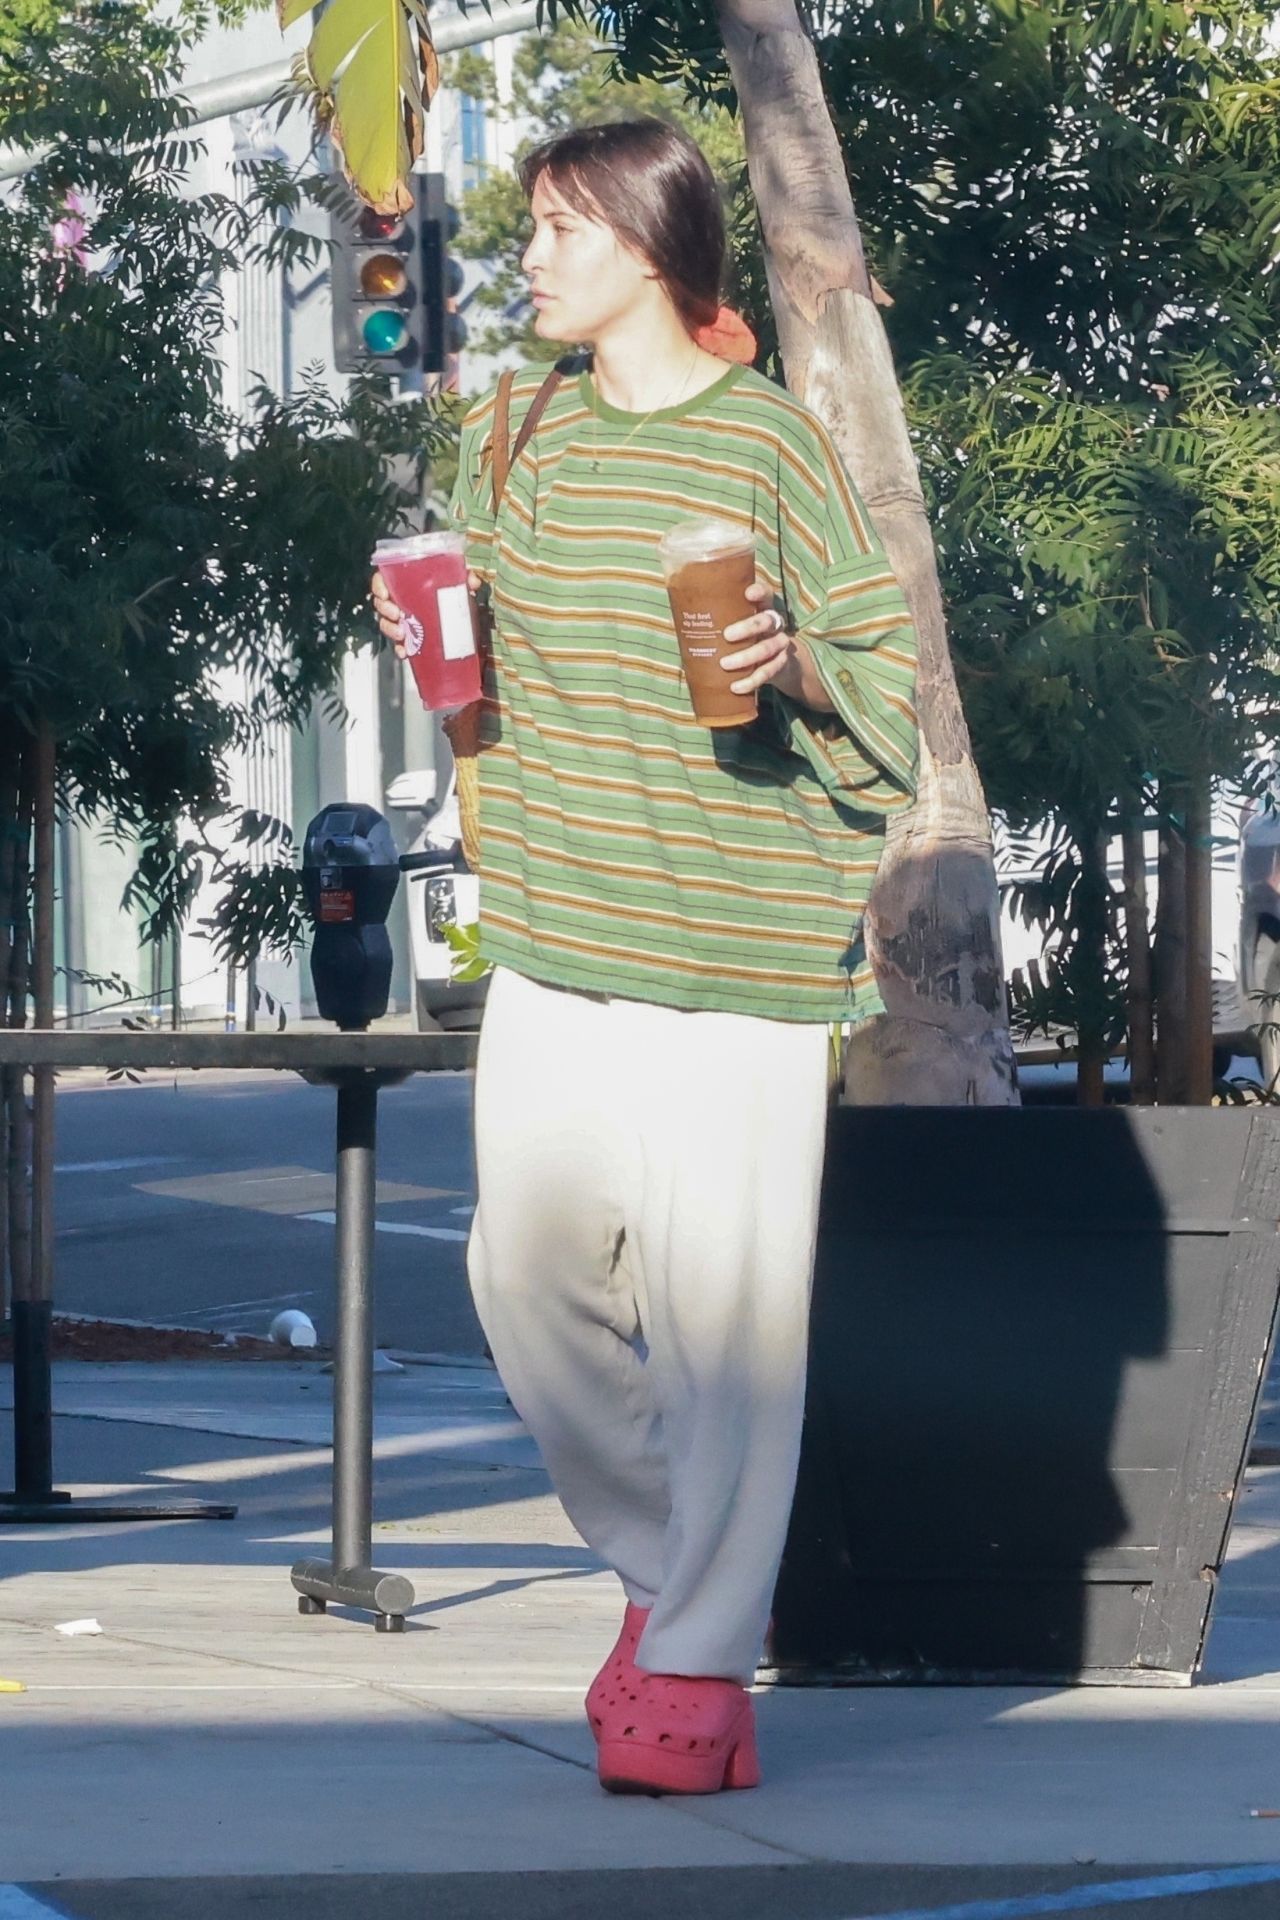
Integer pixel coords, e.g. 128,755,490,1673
489,365,566,515
489,369,516,513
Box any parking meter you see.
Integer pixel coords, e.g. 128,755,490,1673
293,801,418,1631
302,804,401,1030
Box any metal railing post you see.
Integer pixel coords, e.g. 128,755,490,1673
333,1076,375,1572
291,1067,415,1629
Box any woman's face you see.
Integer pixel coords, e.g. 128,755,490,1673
520,172,658,343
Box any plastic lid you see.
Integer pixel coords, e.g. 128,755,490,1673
372,531,466,562
656,514,756,565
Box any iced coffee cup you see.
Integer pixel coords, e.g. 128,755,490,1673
656,516,760,728
372,531,483,711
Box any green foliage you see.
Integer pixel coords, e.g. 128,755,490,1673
0,0,268,94
909,355,1280,836
0,0,455,961
820,0,1280,390
1002,822,1130,1051
441,917,488,981
850,0,1280,1037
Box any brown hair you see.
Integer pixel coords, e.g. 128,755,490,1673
517,119,727,334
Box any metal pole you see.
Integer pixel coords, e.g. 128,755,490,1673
291,1067,414,1627
13,729,61,1505
59,812,87,1029
147,935,164,1027
1121,807,1156,1104
0,2,545,182
1154,792,1189,1103
333,1075,376,1573
1185,775,1215,1105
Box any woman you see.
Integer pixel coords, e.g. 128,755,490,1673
372,119,918,1796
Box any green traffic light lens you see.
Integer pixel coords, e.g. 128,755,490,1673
362,310,409,356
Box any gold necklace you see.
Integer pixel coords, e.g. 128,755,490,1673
587,344,701,473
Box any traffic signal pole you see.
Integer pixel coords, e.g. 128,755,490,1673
0,0,544,183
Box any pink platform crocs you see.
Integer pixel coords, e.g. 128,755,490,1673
586,1601,650,1739
595,1672,760,1796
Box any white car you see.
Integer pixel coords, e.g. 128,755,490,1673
387,770,487,1032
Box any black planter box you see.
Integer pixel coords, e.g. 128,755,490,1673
769,1106,1280,1687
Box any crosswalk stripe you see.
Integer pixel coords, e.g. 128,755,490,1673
298,1211,469,1242
847,1863,1280,1920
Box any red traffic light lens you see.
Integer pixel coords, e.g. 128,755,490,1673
358,210,404,242
360,252,408,298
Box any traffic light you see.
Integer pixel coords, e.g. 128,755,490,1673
330,172,468,378
419,173,468,378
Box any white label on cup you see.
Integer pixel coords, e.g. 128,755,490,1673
438,583,476,661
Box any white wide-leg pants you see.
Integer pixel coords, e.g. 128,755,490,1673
466,964,830,1686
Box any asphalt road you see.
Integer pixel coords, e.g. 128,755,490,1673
17,1866,1280,1920
49,1070,484,1356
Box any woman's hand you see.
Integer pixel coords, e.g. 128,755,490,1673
720,579,834,713
371,566,485,662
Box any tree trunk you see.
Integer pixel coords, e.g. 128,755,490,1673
715,0,1016,1106
1184,773,1214,1106
1154,788,1189,1104
1120,806,1156,1105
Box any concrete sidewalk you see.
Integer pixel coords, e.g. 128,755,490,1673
2,1359,1280,1919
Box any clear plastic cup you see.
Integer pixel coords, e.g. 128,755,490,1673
373,531,483,711
656,516,759,728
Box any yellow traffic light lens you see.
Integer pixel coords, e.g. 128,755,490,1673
360,253,407,298
362,310,409,355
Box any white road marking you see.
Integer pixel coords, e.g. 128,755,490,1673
299,1212,469,1242
183,1291,317,1321
845,1866,1280,1920
0,1889,70,1918
375,1684,613,1693
20,1683,362,1693
54,1156,184,1175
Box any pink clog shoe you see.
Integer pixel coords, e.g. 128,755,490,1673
586,1601,650,1739
595,1672,760,1796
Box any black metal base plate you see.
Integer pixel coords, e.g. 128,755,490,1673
0,1497,237,1523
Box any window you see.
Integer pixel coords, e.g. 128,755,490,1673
460,94,488,190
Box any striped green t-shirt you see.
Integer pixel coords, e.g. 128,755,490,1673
447,353,919,1024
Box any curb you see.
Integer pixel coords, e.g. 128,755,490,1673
24,1316,493,1374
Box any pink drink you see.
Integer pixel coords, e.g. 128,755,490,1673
373,532,483,711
